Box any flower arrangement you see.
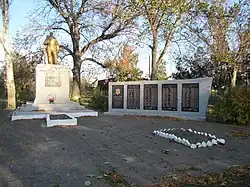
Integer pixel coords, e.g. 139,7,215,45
47,94,56,104
153,128,225,149
49,97,55,104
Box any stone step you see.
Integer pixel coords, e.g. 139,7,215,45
20,102,86,112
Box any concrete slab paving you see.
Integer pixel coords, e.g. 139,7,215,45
0,112,250,186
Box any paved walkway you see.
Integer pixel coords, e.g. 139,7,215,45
0,111,250,186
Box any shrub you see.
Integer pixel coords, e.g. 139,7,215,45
88,87,108,111
215,87,250,125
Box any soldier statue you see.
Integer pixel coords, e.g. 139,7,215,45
43,32,60,65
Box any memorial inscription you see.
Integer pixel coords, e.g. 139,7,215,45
112,85,124,109
182,83,199,112
143,84,158,110
127,85,140,109
162,84,177,111
45,72,61,87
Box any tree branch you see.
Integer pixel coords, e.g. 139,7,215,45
80,25,124,56
185,24,210,46
47,0,71,25
60,45,74,56
157,17,181,64
82,58,106,68
50,27,71,35
76,0,87,19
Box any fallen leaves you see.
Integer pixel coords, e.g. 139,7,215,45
163,165,250,187
230,130,250,138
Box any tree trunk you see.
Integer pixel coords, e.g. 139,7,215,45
70,21,82,101
71,55,81,101
231,65,238,87
1,0,16,108
151,32,158,80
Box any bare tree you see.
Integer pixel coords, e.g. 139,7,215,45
133,0,192,80
183,0,250,87
0,0,16,108
18,0,138,100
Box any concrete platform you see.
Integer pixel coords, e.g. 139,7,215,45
11,109,98,121
22,101,86,111
103,111,205,121
11,102,98,121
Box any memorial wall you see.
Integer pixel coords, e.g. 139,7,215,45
105,77,213,120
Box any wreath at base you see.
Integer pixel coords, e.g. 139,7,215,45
153,128,225,149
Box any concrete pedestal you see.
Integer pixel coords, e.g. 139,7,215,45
11,64,98,124
34,64,71,105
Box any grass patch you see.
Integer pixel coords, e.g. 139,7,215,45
230,130,250,138
165,165,250,187
103,166,250,187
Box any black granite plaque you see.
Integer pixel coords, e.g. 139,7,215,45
181,83,199,112
162,84,177,111
112,85,124,109
143,84,158,110
45,71,61,87
127,85,140,109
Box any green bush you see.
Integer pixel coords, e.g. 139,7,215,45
215,87,250,125
88,88,108,111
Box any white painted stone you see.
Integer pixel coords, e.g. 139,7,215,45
173,136,178,142
194,131,197,134
186,140,191,147
84,180,91,186
217,138,226,144
212,139,217,145
169,134,175,139
202,141,207,148
190,144,197,149
181,138,186,144
207,141,213,147
153,127,225,149
196,142,202,148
